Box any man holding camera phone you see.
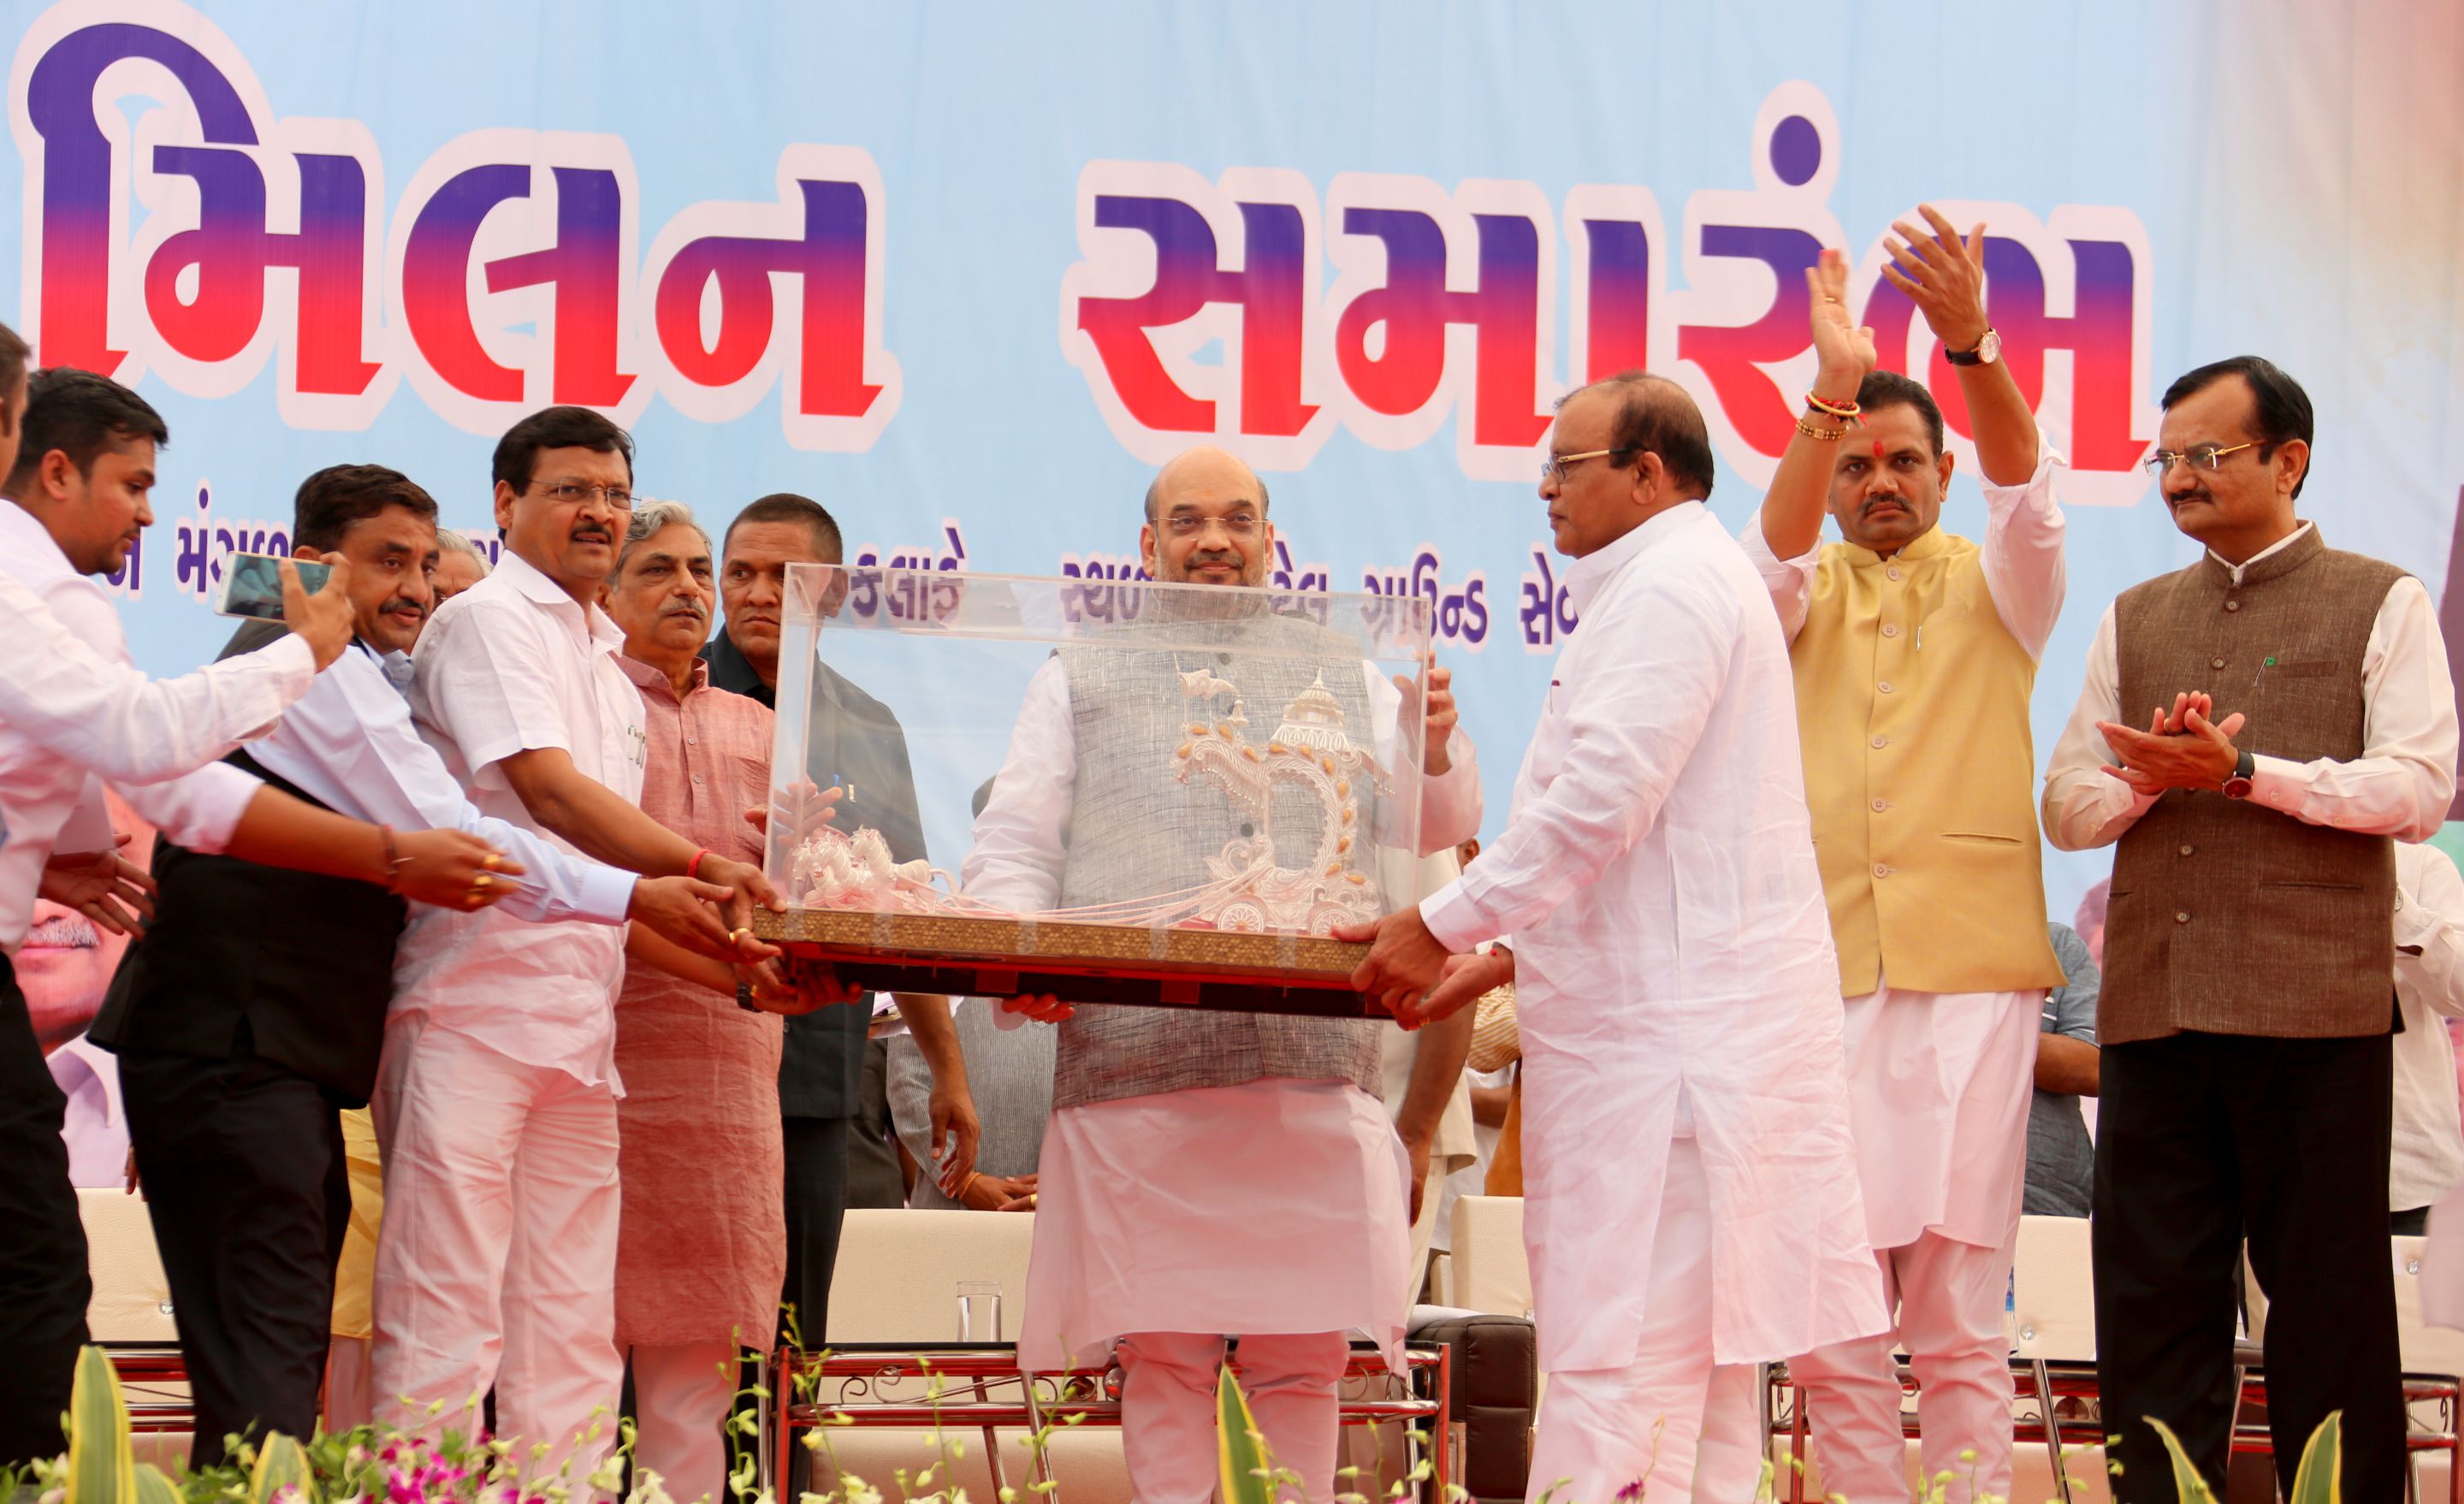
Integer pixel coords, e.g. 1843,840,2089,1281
0,353,503,1466
94,461,768,1466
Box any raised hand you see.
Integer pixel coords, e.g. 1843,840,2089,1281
281,554,356,671
393,829,524,910
1804,248,1876,402
1880,204,1991,353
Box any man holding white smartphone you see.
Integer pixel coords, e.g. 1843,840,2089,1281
95,463,769,1467
0,352,506,1466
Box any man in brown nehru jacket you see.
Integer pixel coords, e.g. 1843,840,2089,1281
2044,355,2458,1502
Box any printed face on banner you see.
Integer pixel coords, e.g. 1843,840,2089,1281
18,789,155,1054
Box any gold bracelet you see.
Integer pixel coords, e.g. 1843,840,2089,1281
1804,390,1862,421
1795,415,1853,441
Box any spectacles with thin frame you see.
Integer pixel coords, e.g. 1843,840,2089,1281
533,479,637,512
1160,512,1262,539
2141,441,2261,478
1541,447,1638,484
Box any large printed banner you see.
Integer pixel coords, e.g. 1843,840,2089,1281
7,0,2462,917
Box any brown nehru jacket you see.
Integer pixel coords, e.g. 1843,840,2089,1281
2101,525,2407,1045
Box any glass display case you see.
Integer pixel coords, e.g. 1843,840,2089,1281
751,565,1434,1015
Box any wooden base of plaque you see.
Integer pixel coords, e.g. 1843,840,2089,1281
750,908,1381,1018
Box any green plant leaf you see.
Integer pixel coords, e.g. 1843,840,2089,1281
248,1432,312,1504
2289,1411,2343,1504
131,1461,181,1504
2143,1416,2217,1503
1216,1363,1273,1504
65,1347,135,1504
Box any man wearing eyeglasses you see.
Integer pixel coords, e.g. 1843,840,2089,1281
1342,373,1884,1503
2044,356,2455,1503
1738,211,2070,1504
968,446,1482,1504
372,406,787,1476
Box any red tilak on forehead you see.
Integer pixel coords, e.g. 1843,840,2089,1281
1871,439,1885,459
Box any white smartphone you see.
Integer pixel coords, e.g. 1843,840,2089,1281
212,552,333,620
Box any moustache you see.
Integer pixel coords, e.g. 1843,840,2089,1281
661,601,709,621
25,914,98,949
570,525,613,545
380,597,426,618
2167,489,2212,509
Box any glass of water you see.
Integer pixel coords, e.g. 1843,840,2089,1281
957,1280,1004,1342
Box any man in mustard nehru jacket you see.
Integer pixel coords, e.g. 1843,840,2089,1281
1743,209,2070,1504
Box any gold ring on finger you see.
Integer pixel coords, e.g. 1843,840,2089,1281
730,927,751,944
473,871,493,891
481,853,503,873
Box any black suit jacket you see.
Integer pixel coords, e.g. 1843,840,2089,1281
92,622,407,1106
702,627,929,1118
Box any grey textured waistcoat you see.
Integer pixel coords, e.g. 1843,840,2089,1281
1049,607,1388,1110
2104,524,2407,1044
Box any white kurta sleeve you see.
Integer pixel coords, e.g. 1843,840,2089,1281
2396,844,2464,1020
1736,511,1816,643
1359,663,1484,854
0,570,315,784
27,577,264,854
960,655,1076,916
1419,570,1737,951
1976,446,2069,660
246,650,636,925
2245,577,2457,841
2041,603,2154,851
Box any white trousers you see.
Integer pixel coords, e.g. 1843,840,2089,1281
1528,1140,1766,1504
370,1019,624,1480
1789,1229,2017,1504
1115,1330,1352,1504
629,1341,737,1502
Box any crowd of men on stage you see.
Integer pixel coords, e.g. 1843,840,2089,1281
1,199,2455,1504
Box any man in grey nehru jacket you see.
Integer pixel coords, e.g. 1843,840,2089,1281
963,447,1481,1503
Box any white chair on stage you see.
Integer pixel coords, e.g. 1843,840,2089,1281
77,1186,192,1456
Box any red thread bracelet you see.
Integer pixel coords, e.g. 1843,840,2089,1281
688,847,713,880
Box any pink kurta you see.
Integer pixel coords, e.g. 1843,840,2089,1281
612,655,785,1348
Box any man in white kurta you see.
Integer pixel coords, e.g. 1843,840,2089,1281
967,447,1480,1504
1744,225,2070,1503
1346,374,1886,1503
